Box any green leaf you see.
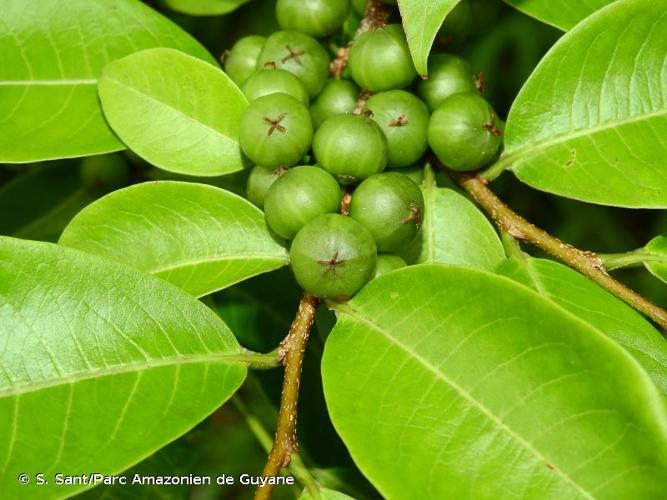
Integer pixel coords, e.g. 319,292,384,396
497,257,667,395
644,235,667,285
503,0,616,31
503,0,667,208
322,265,667,499
0,0,214,163
402,174,505,270
161,0,252,16
299,487,355,500
0,237,247,498
98,48,249,177
0,162,94,241
398,0,462,75
59,181,288,297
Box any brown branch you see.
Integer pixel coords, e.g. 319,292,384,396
255,293,321,500
448,170,667,333
329,0,390,77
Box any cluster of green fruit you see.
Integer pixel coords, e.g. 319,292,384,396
223,0,503,300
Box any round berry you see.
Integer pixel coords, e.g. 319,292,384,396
416,54,477,111
352,0,367,15
348,24,417,92
239,93,313,168
80,153,131,193
313,114,387,184
264,166,341,239
290,214,377,299
257,31,330,98
349,172,424,252
373,254,407,279
224,35,266,86
428,92,502,171
246,165,287,208
364,90,429,168
276,0,351,38
242,68,309,104
310,79,359,129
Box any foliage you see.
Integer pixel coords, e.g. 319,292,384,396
1,0,666,498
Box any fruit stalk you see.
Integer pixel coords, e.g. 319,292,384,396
329,0,389,78
449,169,667,333
255,293,321,500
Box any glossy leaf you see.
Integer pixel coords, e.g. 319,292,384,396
322,265,667,499
299,487,355,500
0,0,214,163
503,0,616,31
0,237,247,498
644,235,667,285
497,257,667,395
504,0,667,208
397,0,461,75
402,175,505,270
98,48,249,177
161,0,252,16
59,181,288,297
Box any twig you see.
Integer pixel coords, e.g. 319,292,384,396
255,293,321,500
232,393,320,498
448,170,667,332
329,0,390,77
353,89,373,115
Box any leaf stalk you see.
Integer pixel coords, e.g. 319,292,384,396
448,169,667,333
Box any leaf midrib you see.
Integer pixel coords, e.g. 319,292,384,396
505,107,667,168
102,75,241,146
0,350,251,398
0,79,97,86
336,303,594,500
150,253,288,275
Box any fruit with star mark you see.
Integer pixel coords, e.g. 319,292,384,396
364,90,430,168
239,93,313,168
349,172,424,252
428,92,503,171
257,31,330,98
290,213,377,299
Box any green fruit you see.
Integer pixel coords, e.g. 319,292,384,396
257,31,330,98
80,153,132,193
239,93,314,168
310,79,359,128
416,53,477,111
348,24,417,92
276,0,351,38
313,114,387,184
428,92,503,171
224,35,266,86
264,166,341,239
242,68,309,104
290,214,377,299
365,90,429,168
373,254,407,278
246,165,287,208
349,172,424,252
